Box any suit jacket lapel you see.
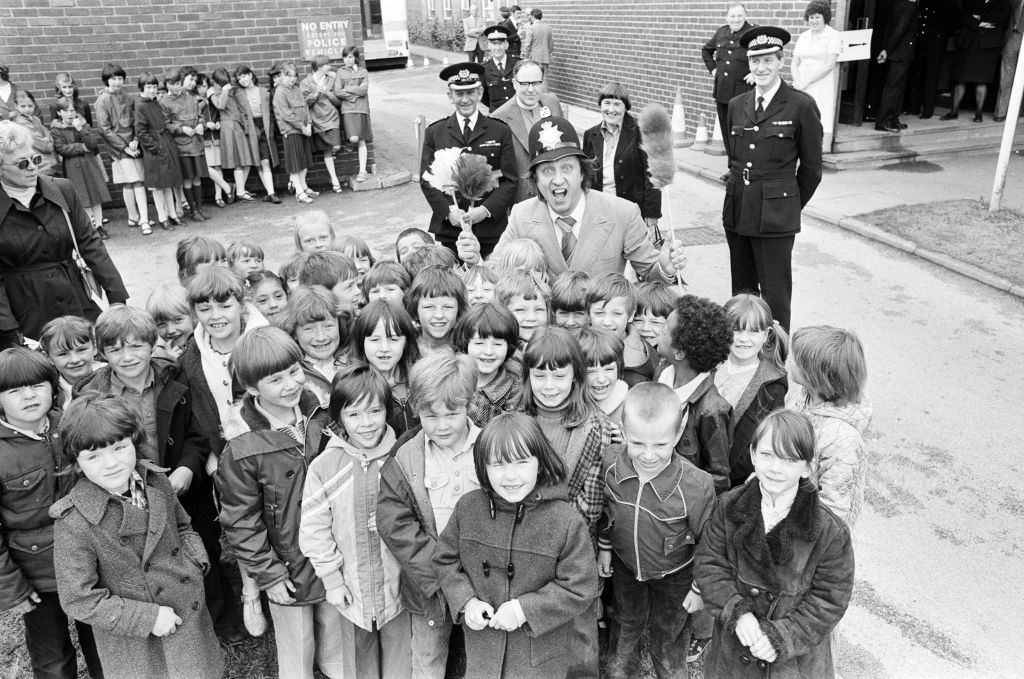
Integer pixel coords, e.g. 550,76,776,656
506,106,530,154
570,195,614,271
529,204,568,277
142,481,168,563
758,82,789,124
743,91,758,126
616,117,636,165
466,115,489,146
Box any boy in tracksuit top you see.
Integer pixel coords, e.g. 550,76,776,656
597,383,716,679
217,326,343,678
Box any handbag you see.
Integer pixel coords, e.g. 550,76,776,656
60,208,109,311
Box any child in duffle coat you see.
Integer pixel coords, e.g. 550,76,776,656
693,409,855,679
51,394,223,679
0,349,103,679
51,96,112,235
134,71,184,230
299,365,410,679
434,412,599,679
273,60,316,203
217,326,343,678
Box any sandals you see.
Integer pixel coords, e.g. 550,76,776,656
297,192,314,204
140,222,153,236
332,182,343,193
237,192,256,201
215,198,227,208
127,218,143,228
226,186,237,204
304,188,320,198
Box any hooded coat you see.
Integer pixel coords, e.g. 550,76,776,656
434,485,599,679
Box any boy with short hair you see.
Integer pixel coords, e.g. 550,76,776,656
377,349,481,679
494,269,549,353
598,383,716,679
405,266,468,356
551,269,591,332
0,348,103,679
74,304,245,646
218,326,343,678
394,227,434,263
587,272,657,385
297,250,362,313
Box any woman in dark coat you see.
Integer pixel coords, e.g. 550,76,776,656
942,0,1013,122
582,82,662,240
695,409,855,679
0,120,128,350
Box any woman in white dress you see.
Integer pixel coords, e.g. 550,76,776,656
792,0,843,152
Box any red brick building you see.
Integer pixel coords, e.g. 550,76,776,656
0,0,369,185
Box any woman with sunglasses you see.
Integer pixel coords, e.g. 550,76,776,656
0,120,128,350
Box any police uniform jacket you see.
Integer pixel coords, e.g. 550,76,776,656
703,22,756,103
917,0,959,52
724,80,823,238
883,0,921,62
481,55,520,112
500,17,523,57
420,112,518,243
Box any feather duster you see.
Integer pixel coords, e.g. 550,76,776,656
639,104,676,189
422,147,464,197
454,153,502,204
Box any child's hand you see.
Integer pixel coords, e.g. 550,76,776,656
72,117,85,131
267,578,297,605
735,612,764,647
182,126,194,136
749,632,778,662
195,123,205,136
489,599,526,632
168,467,194,495
129,139,139,151
463,597,494,631
205,452,219,478
210,121,221,130
682,589,703,613
12,591,41,614
152,606,182,637
606,421,623,445
326,585,353,611
596,550,614,578
303,124,312,136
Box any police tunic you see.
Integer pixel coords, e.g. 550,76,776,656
702,22,755,103
420,112,518,246
481,55,520,112
724,80,823,238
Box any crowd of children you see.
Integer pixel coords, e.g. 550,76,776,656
0,219,872,679
6,53,373,240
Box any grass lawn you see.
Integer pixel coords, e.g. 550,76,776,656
856,199,1024,287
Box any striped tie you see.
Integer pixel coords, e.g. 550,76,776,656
556,216,577,261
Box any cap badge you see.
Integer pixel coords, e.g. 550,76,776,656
459,69,470,79
537,121,563,149
539,106,551,118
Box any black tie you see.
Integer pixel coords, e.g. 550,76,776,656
463,116,472,140
756,96,765,115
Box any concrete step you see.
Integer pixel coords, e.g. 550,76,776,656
833,119,1024,154
822,148,918,171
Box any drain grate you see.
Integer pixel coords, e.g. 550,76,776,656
674,226,727,246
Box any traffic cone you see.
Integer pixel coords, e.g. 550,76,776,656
704,112,728,156
692,113,709,152
423,57,431,67
442,56,450,66
672,89,693,148
406,56,413,68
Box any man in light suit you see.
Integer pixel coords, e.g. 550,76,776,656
490,60,563,203
456,116,686,284
526,8,554,75
462,5,486,63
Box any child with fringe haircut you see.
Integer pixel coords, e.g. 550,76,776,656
377,349,483,679
176,235,227,286
394,227,434,263
161,67,209,223
491,237,548,282
73,305,245,648
787,325,872,530
299,364,411,678
577,327,628,424
134,71,184,231
10,90,58,176
462,264,498,306
51,96,111,236
633,281,679,351
146,284,194,360
95,62,150,230
52,394,223,679
336,234,375,280
218,326,343,677
247,271,290,329
718,294,789,488
598,383,716,679
38,315,102,410
0,348,104,679
495,270,550,361
226,240,265,278
452,302,522,427
278,253,309,291
349,300,421,436
286,285,350,408
551,270,591,332
297,250,363,314
433,412,600,679
294,210,335,252
406,266,468,356
587,272,656,386
362,260,411,309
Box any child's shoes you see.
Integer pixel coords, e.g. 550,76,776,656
241,593,266,637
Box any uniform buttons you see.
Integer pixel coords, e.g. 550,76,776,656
22,479,30,486
191,601,201,611
753,126,759,131
37,225,44,231
427,620,435,627
726,61,731,65
783,192,788,197
30,544,38,551
779,133,785,138
750,587,760,596
724,72,729,77
746,162,753,168
749,144,756,150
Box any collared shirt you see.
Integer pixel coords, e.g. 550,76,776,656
600,123,621,194
253,397,305,444
755,77,783,110
658,366,710,432
518,99,540,129
460,109,481,136
110,367,159,463
424,422,482,533
548,193,585,243
0,417,48,440
760,482,798,532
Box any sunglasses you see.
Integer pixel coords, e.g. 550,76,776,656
11,155,43,171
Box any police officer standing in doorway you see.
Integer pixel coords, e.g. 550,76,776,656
481,24,519,112
703,4,756,147
723,26,823,330
420,62,518,259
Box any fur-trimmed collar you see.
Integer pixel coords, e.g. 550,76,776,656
727,479,819,588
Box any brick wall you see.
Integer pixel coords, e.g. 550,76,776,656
540,1,821,138
0,0,371,195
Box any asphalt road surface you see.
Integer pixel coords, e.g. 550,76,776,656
99,64,1024,679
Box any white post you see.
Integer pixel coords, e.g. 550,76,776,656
990,42,1024,212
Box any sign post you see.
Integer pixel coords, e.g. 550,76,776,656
296,18,355,60
990,42,1024,213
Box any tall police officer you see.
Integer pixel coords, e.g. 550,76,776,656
724,26,823,330
481,24,519,112
420,62,518,259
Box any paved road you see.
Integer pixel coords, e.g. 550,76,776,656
101,65,1023,678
